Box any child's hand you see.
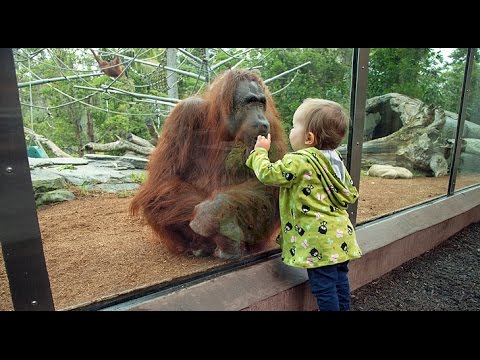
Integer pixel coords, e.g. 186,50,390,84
255,133,271,151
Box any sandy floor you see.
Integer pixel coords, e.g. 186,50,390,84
1,174,479,310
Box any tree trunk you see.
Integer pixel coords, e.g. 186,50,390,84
85,109,95,154
126,133,155,149
84,139,153,156
24,127,72,157
87,108,95,143
145,118,159,145
166,48,178,99
74,117,83,157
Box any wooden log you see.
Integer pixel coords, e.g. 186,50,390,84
84,139,153,156
24,127,72,158
126,133,155,149
360,104,450,176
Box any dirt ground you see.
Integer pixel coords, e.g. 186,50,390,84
1,174,479,311
351,220,480,311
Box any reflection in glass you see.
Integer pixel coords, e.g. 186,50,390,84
357,48,465,223
455,49,480,190
8,48,354,310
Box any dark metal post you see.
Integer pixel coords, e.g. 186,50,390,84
448,48,475,195
346,48,369,226
0,48,55,310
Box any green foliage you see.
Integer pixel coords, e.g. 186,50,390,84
368,48,445,104
77,181,91,196
116,190,136,198
15,48,163,156
57,164,76,170
441,48,480,125
129,172,146,184
250,48,353,134
13,47,480,157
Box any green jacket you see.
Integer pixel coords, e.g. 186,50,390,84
246,147,362,268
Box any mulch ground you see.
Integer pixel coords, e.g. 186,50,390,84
351,221,480,311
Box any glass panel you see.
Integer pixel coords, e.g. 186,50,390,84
456,49,480,190
12,48,354,309
0,249,14,310
357,48,465,224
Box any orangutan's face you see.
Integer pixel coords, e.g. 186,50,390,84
229,79,270,148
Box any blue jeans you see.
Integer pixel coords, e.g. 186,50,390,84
307,261,350,311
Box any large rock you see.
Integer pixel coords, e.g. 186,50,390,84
31,169,67,193
365,93,480,141
29,156,146,206
83,154,148,169
367,164,413,179
365,93,423,141
29,157,89,168
346,93,480,176
443,110,480,139
36,189,75,207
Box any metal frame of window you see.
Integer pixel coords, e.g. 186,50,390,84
448,48,476,195
0,48,54,310
347,48,369,226
0,48,476,310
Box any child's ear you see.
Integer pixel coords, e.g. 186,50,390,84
305,132,316,145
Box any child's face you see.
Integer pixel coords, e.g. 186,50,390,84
289,106,309,151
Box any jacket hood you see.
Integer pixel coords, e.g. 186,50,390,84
294,148,358,209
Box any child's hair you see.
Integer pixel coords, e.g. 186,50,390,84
300,98,349,150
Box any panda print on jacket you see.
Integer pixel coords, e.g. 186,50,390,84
246,147,362,268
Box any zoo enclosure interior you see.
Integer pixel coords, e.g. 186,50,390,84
1,48,479,310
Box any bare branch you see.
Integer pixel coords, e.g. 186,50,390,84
73,85,178,106
211,48,254,70
18,72,104,88
145,118,159,145
177,48,203,64
120,54,206,82
264,61,311,84
231,58,246,69
271,71,301,95
126,133,155,148
163,65,206,81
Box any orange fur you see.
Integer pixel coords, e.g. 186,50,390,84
90,49,127,78
130,69,288,258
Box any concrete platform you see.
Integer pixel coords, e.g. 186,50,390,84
105,185,480,311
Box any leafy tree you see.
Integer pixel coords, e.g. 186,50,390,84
15,48,160,156
13,47,478,156
253,48,353,135
368,48,446,106
440,48,480,125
